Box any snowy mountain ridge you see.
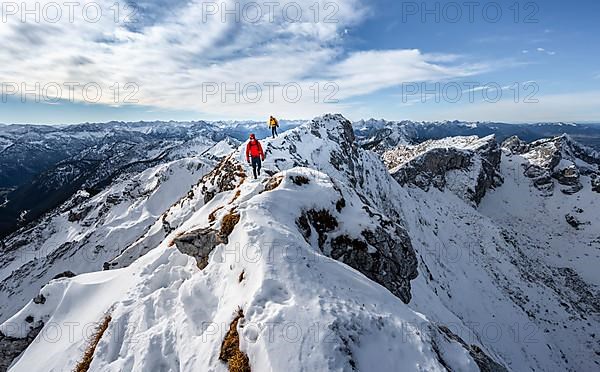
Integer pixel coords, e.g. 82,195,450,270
382,135,503,205
503,134,600,195
0,114,598,372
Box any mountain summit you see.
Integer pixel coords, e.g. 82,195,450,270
0,114,598,372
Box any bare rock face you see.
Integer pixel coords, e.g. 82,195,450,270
172,228,227,269
330,226,418,304
201,155,246,204
0,324,43,371
297,207,418,304
592,175,600,193
391,147,471,189
385,135,503,205
565,214,589,230
434,325,508,372
506,135,600,195
310,114,364,187
502,135,528,154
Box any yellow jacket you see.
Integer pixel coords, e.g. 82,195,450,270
269,117,279,128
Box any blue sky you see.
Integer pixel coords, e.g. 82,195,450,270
0,0,598,124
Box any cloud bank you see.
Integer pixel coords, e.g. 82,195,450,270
0,0,488,119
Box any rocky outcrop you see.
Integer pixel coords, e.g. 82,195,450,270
330,226,418,304
391,147,471,188
501,136,528,154
200,155,246,204
385,135,503,205
310,114,364,188
505,135,600,195
565,214,588,230
592,175,600,193
0,324,43,371
172,227,227,270
434,325,508,372
297,207,418,304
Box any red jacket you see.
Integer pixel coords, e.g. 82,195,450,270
246,139,264,161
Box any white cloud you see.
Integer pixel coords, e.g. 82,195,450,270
535,47,556,56
0,0,489,119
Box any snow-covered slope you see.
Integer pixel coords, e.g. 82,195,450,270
354,119,416,153
383,133,599,371
383,135,503,205
503,134,600,195
0,157,214,324
0,136,239,324
0,115,598,372
480,144,600,286
0,115,510,372
1,167,500,372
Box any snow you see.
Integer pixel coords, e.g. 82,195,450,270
480,151,600,285
0,137,13,152
3,167,472,372
1,114,598,372
383,135,494,171
0,157,213,323
206,139,238,158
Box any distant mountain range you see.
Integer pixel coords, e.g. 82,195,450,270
1,114,598,371
1,119,600,239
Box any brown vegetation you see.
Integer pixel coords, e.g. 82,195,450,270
263,175,283,192
221,210,240,238
230,189,242,203
73,315,112,372
219,308,251,372
208,206,224,223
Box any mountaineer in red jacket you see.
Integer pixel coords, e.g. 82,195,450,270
245,133,265,179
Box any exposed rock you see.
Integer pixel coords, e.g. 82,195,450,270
560,183,584,195
297,209,338,249
32,294,45,305
330,226,418,304
298,208,417,304
67,205,93,222
591,176,600,193
385,136,503,204
290,175,310,186
220,211,240,238
501,136,528,154
391,147,471,189
172,228,227,269
516,135,600,195
335,197,346,213
263,176,283,192
565,214,588,230
436,325,508,372
315,114,364,188
52,271,76,280
555,267,600,315
0,324,43,371
201,155,246,204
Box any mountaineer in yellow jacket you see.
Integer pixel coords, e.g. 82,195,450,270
268,115,279,138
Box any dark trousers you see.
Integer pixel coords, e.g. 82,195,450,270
251,156,262,178
271,126,278,138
